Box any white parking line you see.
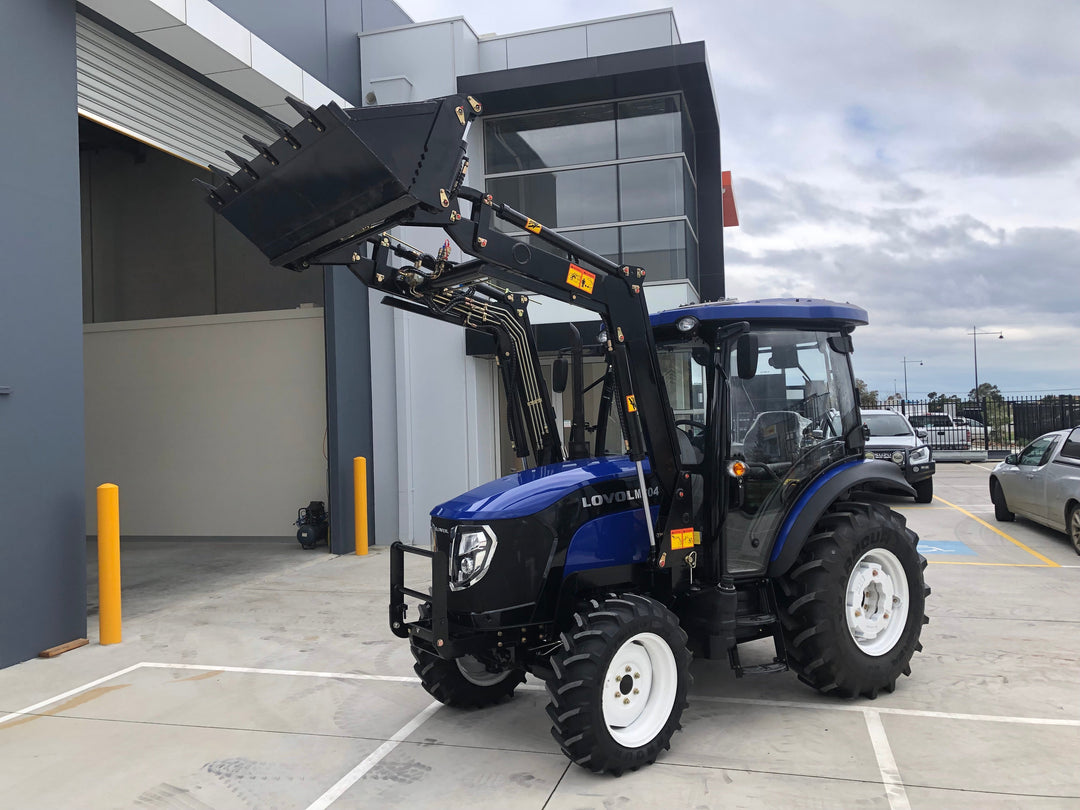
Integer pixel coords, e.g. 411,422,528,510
692,694,1080,727
139,662,421,683
0,663,144,727
865,710,910,810
304,700,442,810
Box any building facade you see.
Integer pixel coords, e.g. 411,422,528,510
0,0,726,668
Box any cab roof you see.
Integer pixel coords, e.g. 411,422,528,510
650,298,869,329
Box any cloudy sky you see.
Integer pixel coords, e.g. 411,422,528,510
397,0,1079,400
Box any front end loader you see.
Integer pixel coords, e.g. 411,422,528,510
203,94,929,775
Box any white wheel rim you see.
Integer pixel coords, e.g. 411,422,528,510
1070,509,1080,549
845,548,910,656
601,632,678,748
456,656,511,687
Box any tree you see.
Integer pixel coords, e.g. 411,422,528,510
968,382,1002,402
856,378,878,408
926,391,960,412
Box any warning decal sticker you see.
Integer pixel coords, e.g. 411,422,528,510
525,218,542,234
671,528,695,550
566,263,596,294
625,395,637,413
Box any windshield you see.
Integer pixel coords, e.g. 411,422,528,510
864,412,912,437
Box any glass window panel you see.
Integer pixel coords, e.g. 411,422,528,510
685,222,699,290
620,221,686,282
617,96,682,159
485,104,615,173
488,166,617,229
556,227,620,263
619,158,684,222
683,162,698,234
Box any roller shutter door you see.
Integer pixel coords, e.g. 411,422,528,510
76,15,276,168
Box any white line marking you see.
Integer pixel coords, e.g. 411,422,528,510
304,700,442,810
865,710,911,810
0,662,145,726
139,662,420,683
692,695,1080,727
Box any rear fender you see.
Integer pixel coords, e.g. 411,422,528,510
766,460,914,578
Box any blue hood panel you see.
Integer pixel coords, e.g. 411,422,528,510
431,456,647,521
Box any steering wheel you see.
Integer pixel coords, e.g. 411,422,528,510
674,419,707,437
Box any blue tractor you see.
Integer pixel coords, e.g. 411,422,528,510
204,94,929,775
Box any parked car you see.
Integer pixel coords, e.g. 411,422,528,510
908,412,971,450
862,409,936,503
956,416,992,436
989,427,1080,555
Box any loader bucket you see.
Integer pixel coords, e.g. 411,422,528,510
202,96,475,269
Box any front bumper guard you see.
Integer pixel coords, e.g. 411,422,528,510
390,540,487,658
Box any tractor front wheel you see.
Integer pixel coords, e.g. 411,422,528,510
546,594,691,775
411,639,524,708
777,500,929,699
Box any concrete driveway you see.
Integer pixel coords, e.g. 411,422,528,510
1,463,1078,808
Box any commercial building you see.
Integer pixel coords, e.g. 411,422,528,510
0,0,729,668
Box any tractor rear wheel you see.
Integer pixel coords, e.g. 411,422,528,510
411,639,524,708
546,594,691,775
776,500,929,699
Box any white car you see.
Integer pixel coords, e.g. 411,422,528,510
862,409,935,503
990,427,1080,555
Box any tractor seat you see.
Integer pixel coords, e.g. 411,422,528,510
742,411,804,472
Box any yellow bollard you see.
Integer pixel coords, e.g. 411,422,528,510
96,484,122,644
354,456,369,555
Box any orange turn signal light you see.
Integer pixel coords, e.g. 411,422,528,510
728,460,746,478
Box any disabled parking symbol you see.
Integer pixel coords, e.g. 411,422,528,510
917,540,976,556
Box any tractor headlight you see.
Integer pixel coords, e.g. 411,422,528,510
449,525,497,591
909,445,931,465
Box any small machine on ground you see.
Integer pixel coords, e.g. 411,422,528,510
203,94,930,774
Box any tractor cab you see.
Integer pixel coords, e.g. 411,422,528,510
650,299,868,579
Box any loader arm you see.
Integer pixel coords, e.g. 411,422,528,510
202,93,691,572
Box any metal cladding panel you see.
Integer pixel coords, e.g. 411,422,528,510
431,456,651,521
651,298,870,328
75,15,276,168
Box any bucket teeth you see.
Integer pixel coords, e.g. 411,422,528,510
208,165,242,191
225,150,259,180
286,96,326,132
268,118,301,148
192,178,217,193
242,134,279,165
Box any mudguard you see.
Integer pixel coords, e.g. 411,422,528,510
766,459,915,578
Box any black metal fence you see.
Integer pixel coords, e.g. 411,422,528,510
867,395,1080,456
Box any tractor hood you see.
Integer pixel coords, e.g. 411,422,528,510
432,456,649,521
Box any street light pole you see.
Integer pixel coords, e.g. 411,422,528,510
968,326,1004,400
901,356,923,401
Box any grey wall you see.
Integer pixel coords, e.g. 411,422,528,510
0,0,87,667
324,267,374,554
207,0,412,106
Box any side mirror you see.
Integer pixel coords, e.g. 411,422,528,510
551,357,568,394
1004,453,1018,465
916,427,928,439
736,334,759,380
